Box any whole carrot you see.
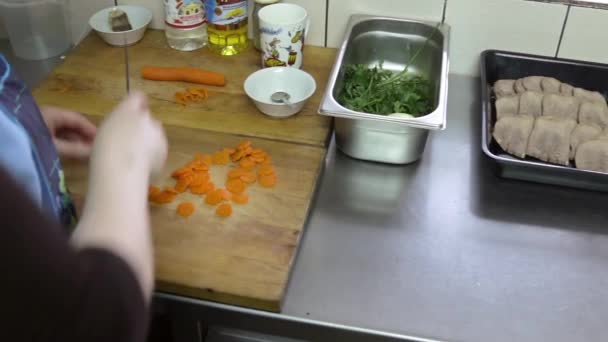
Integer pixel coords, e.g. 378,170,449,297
141,66,226,86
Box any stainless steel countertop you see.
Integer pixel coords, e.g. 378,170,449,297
284,75,608,342
5,40,608,342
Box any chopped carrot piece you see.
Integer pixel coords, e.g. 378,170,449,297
237,140,252,150
164,187,179,195
239,157,256,169
258,175,277,188
250,148,266,156
192,163,209,171
205,189,223,205
148,186,161,198
240,172,257,184
150,190,177,204
261,156,273,165
250,155,265,163
231,149,247,162
219,188,232,200
190,184,206,194
258,165,276,176
227,168,249,179
226,179,246,194
177,202,195,217
175,172,195,192
190,172,210,187
172,167,193,179
223,147,236,155
216,203,233,217
197,154,213,165
192,181,215,195
231,193,249,204
212,151,230,165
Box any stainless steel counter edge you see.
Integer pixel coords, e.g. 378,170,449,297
156,292,445,342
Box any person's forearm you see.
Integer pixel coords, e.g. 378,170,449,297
70,161,154,301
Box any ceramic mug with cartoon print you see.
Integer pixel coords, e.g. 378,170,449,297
258,3,309,69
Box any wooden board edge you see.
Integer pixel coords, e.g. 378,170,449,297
156,280,281,312
275,146,329,310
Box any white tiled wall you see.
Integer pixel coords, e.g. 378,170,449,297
69,0,111,44
280,0,326,47
326,0,445,48
445,0,567,75
7,0,608,76
558,6,608,63
325,0,568,75
246,0,326,47
122,0,166,29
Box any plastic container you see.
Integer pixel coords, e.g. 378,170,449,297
206,0,248,56
164,0,207,51
0,0,71,60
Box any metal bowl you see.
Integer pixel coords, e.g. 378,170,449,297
318,15,450,164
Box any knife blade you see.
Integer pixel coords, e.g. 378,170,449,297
112,0,130,93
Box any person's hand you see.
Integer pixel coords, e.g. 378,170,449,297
73,91,167,301
92,91,167,178
40,106,97,159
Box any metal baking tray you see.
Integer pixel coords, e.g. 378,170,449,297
481,49,608,191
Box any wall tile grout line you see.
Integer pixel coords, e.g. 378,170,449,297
324,0,329,47
555,4,571,57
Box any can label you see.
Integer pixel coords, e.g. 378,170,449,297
165,0,206,29
206,0,247,26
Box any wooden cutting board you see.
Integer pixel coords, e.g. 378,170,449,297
33,30,335,147
63,119,326,312
33,30,338,311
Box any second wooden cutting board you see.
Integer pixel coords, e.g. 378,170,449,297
63,121,326,312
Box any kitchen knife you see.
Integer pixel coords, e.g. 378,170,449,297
111,0,130,93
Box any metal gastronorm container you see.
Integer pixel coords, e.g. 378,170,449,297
318,15,450,164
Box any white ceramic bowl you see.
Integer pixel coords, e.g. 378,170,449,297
89,5,152,46
244,67,316,118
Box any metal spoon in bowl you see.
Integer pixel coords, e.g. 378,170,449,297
270,91,292,106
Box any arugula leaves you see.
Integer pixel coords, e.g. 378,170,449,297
337,63,433,116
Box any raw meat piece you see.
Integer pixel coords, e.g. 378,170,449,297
521,76,543,92
494,79,516,98
575,139,608,173
541,77,561,93
573,87,606,104
526,117,576,166
514,79,526,94
519,91,543,117
569,123,601,159
578,101,608,128
542,93,579,121
492,115,534,158
560,83,574,96
496,95,519,120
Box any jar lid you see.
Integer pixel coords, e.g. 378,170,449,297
255,0,280,4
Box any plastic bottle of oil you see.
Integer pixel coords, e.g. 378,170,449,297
164,0,207,51
206,0,248,56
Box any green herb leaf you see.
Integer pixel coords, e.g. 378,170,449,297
337,64,433,116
